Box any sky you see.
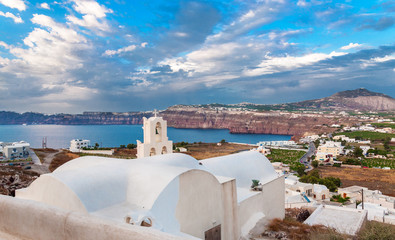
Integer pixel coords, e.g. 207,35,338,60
0,0,394,113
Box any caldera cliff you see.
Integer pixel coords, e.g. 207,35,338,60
161,106,358,138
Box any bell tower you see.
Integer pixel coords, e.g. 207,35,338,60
136,110,173,158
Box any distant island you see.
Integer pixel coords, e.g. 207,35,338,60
1,89,394,138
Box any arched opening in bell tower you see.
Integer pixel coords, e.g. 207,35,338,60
150,148,156,156
155,122,162,142
161,146,167,154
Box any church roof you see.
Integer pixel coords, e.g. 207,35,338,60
17,151,280,237
200,151,278,189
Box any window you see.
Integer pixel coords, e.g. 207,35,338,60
161,146,167,154
140,218,152,227
155,122,162,142
150,148,156,156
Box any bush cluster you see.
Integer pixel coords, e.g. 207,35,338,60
299,170,341,192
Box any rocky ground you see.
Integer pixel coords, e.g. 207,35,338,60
182,142,253,160
0,166,39,196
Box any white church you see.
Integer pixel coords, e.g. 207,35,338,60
9,114,285,240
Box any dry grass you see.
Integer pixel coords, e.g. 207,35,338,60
267,218,346,240
184,143,252,160
33,148,58,153
48,151,79,172
113,148,137,158
358,221,395,240
319,166,395,196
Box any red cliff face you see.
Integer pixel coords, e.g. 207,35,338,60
162,107,358,138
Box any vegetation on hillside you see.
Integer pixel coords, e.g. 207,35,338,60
266,149,306,164
334,131,395,141
371,122,395,129
267,148,307,176
299,170,341,192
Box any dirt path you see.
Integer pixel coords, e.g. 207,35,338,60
30,149,62,175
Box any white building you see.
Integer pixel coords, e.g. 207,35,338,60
333,135,356,143
0,141,30,160
15,116,285,240
70,139,91,152
316,141,343,162
305,205,367,236
300,135,320,143
257,141,296,147
255,145,271,155
359,125,375,131
312,184,329,200
360,145,371,156
136,113,173,158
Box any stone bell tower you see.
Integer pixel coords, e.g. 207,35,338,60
136,110,173,158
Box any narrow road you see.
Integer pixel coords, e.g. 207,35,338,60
300,142,316,171
28,149,41,165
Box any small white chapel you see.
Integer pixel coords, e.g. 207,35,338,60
14,113,284,240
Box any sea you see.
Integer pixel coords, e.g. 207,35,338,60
0,125,291,148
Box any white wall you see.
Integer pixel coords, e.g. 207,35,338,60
0,195,187,240
176,170,223,239
238,176,285,237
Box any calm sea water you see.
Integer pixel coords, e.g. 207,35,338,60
0,125,291,148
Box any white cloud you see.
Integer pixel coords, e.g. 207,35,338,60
0,41,9,49
0,11,23,23
2,14,89,79
340,43,363,50
174,32,188,37
360,54,395,68
39,3,50,10
160,42,242,74
67,1,113,33
103,45,137,56
371,54,395,63
71,0,112,18
40,84,98,101
0,0,26,11
67,14,110,32
243,51,347,76
297,0,309,7
31,14,86,44
207,0,286,43
141,42,148,48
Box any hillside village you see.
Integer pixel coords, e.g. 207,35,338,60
0,111,395,239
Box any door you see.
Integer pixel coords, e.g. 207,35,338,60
205,225,221,240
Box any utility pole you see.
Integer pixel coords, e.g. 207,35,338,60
361,188,364,210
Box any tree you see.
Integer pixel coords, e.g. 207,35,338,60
127,143,136,149
119,144,126,149
291,162,306,176
94,142,99,149
353,146,363,157
312,160,319,168
314,140,320,148
220,139,226,144
325,176,341,187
